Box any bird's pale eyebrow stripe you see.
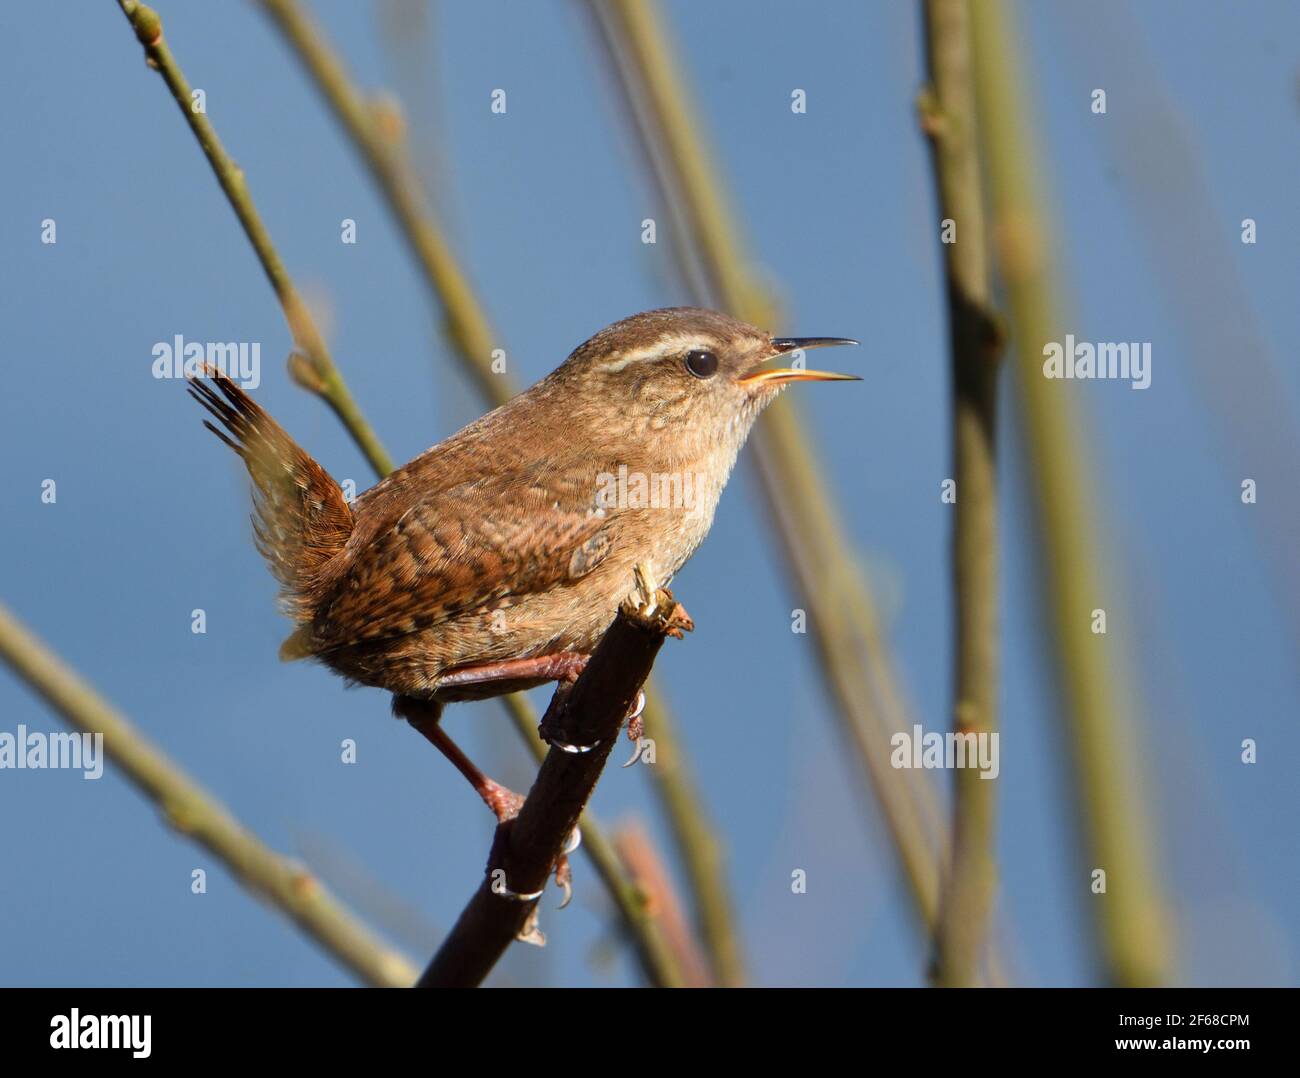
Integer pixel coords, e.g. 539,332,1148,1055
598,335,715,374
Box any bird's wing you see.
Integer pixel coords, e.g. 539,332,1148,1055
307,470,614,650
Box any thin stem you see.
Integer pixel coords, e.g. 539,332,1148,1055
969,0,1170,986
0,602,416,987
117,0,393,477
920,0,1003,988
614,821,715,988
256,0,726,986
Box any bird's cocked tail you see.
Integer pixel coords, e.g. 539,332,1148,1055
188,368,352,642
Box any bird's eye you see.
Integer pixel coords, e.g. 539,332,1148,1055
684,349,718,379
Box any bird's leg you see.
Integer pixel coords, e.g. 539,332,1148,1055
435,651,590,693
393,696,525,824
410,654,596,899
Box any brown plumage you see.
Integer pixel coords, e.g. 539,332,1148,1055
190,307,856,813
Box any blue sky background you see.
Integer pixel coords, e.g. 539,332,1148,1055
1,0,1296,987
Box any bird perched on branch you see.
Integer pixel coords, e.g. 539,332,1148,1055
190,306,857,820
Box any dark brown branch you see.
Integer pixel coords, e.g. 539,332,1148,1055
417,584,693,988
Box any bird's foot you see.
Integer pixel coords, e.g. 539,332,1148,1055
627,567,693,639
479,776,527,825
398,695,529,825
485,820,580,915
550,652,590,684
662,601,693,639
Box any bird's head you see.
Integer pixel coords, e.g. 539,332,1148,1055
549,306,859,463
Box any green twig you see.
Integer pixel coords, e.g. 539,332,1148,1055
0,601,416,987
117,0,393,477
969,0,1170,986
920,0,1004,988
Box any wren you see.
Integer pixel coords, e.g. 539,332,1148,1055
189,306,857,820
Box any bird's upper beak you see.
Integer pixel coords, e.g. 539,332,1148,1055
739,336,861,386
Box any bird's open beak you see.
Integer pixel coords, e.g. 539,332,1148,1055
739,336,861,386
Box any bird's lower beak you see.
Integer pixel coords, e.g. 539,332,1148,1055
738,368,862,385
739,336,861,386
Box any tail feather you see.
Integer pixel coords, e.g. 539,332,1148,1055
188,368,352,625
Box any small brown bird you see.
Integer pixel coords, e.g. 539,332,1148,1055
190,307,856,819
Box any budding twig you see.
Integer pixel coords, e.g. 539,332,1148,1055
116,0,394,477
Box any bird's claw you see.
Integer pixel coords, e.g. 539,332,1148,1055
626,690,646,739
621,691,647,766
551,827,581,909
549,735,600,754
515,905,546,947
555,856,573,909
490,874,545,903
